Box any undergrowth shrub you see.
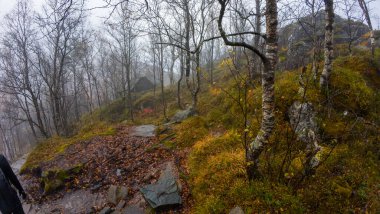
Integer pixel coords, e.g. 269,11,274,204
188,54,379,213
188,131,304,213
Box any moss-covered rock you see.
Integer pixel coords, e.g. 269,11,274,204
41,164,83,195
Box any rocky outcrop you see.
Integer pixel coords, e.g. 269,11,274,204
288,102,319,145
131,125,156,137
279,12,370,69
22,189,106,214
140,162,182,209
41,164,83,194
288,101,322,174
170,107,196,123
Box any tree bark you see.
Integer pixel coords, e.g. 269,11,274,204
358,0,374,58
246,0,278,179
320,0,334,89
177,48,184,109
217,0,278,179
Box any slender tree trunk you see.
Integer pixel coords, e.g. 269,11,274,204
358,0,374,58
73,65,80,121
93,77,102,108
253,0,261,76
311,0,319,81
246,0,278,179
217,0,277,178
320,0,334,89
169,46,176,85
177,48,184,109
184,0,191,79
22,96,37,138
209,9,215,83
189,52,201,109
32,96,49,138
127,30,134,122
159,33,167,120
153,47,157,97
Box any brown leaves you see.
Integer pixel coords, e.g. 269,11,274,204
22,125,192,212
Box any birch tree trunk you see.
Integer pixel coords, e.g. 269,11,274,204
246,0,278,179
358,0,374,58
320,0,334,89
217,0,278,179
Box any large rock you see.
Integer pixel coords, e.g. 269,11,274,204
29,189,106,214
131,125,156,137
288,102,319,146
140,162,182,209
279,12,370,70
288,101,322,170
41,164,83,194
170,107,196,123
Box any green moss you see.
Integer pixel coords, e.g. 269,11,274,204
41,164,83,194
187,53,380,213
330,58,375,113
189,131,304,213
98,99,129,122
21,123,115,173
174,116,209,147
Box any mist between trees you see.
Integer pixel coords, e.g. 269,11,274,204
0,0,377,162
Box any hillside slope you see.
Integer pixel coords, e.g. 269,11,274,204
20,50,380,213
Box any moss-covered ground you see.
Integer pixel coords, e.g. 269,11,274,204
22,49,380,213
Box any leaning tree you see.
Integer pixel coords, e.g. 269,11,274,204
217,0,278,179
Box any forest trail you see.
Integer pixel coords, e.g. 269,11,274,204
12,125,189,214
12,153,28,176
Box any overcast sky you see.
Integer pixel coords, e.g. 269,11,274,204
0,0,379,31
0,0,111,29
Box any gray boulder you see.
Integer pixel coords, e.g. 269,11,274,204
170,107,196,123
288,101,322,170
140,162,182,209
288,101,320,146
131,125,156,137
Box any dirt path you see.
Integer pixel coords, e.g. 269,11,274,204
15,125,190,214
11,153,28,175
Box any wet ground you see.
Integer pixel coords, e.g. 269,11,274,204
11,124,190,214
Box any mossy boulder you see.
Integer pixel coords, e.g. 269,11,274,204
41,164,83,195
170,107,196,123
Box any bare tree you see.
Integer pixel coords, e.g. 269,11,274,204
341,0,365,55
217,0,278,179
105,1,139,121
36,0,85,136
0,0,50,138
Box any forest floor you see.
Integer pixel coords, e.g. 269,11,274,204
13,124,192,214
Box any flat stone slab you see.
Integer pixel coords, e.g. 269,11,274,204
140,161,182,209
29,189,106,214
131,125,156,137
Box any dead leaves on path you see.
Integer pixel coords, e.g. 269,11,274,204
24,125,190,211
